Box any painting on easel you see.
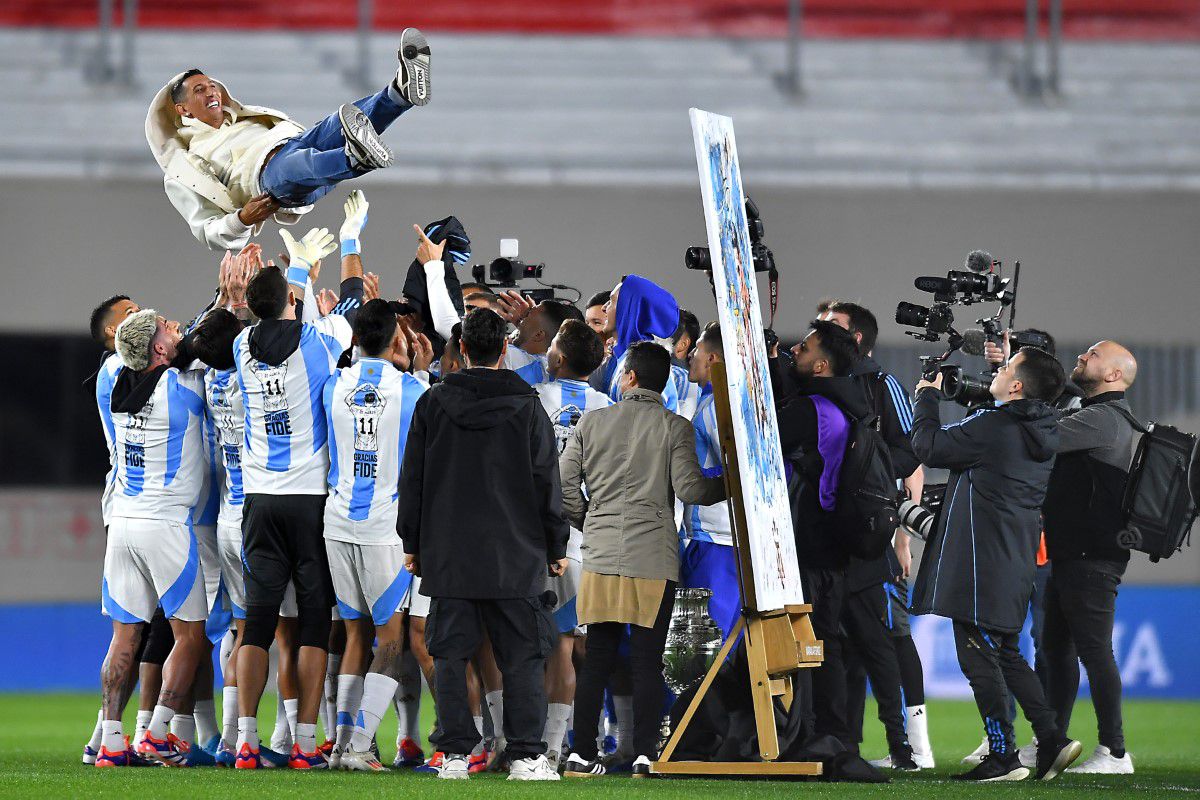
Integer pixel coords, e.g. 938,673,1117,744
689,108,804,612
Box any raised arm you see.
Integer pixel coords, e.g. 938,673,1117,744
910,387,990,470
413,224,461,341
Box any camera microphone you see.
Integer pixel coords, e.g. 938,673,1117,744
914,276,952,295
964,250,994,274
961,328,989,357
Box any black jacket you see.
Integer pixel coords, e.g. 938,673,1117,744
846,356,920,592
1042,391,1139,564
399,367,569,599
777,376,872,571
910,390,1058,633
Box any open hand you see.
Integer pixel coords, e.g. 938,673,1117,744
316,288,339,316
280,227,337,270
411,331,434,374
414,224,446,265
495,289,535,324
363,272,381,302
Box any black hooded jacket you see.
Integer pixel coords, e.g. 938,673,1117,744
399,367,569,599
777,376,872,570
909,390,1059,633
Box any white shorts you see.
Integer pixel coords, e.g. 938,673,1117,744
217,522,298,619
547,556,583,636
326,538,412,626
400,575,430,619
103,517,208,623
194,523,222,610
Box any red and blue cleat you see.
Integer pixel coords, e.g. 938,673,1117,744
136,732,190,767
288,743,329,769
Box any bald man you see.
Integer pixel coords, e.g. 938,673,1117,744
1040,340,1140,775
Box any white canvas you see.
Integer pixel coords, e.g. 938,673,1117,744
689,108,804,611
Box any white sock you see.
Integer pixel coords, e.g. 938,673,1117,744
88,708,104,751
219,632,235,680
222,687,239,747
194,699,218,744
350,672,399,752
135,710,152,745
473,715,484,736
101,719,125,754
324,654,342,741
336,674,364,748
394,653,422,745
907,704,931,756
296,722,318,754
271,687,291,750
283,698,300,741
485,690,505,740
170,713,195,746
613,695,634,755
543,703,571,755
148,704,175,740
236,716,259,751
566,703,574,751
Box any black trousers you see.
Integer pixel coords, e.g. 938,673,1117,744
800,567,852,749
573,583,674,760
953,621,1059,756
1043,558,1126,752
843,585,909,753
425,596,554,759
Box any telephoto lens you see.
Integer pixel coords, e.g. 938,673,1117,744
898,499,935,540
941,365,994,406
895,301,931,328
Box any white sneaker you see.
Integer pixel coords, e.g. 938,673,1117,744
962,736,989,765
439,753,470,779
327,743,342,770
868,755,893,768
1066,744,1134,774
508,754,561,781
1018,737,1038,769
339,746,389,772
912,750,936,769
545,751,561,772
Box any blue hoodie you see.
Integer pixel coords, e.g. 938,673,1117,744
600,275,682,408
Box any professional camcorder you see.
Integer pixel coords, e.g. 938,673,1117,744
470,239,576,303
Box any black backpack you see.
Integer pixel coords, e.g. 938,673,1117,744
831,399,900,561
1112,407,1200,562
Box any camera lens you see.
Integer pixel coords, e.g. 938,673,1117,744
942,366,993,406
895,302,930,328
489,258,515,284
684,247,712,271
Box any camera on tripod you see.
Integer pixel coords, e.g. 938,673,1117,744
470,239,561,303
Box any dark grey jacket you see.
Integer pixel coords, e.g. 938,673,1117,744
909,390,1058,633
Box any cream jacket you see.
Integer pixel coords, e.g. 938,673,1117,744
146,72,312,251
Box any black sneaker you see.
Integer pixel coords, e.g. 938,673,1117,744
562,753,607,777
631,755,653,778
890,747,921,772
952,752,1030,782
339,104,393,171
1035,738,1083,781
395,27,431,106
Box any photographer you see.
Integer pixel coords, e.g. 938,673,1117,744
909,348,1082,782
1039,341,1140,775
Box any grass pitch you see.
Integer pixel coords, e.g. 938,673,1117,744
0,692,1196,798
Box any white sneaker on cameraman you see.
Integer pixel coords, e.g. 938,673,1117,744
438,753,469,779
1066,745,1134,774
508,754,560,781
1018,737,1038,769
962,736,989,765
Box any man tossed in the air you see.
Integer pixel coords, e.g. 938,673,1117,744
146,28,431,251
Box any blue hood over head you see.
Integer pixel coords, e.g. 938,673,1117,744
611,274,679,365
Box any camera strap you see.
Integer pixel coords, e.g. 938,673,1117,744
767,266,779,329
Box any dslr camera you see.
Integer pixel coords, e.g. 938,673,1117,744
470,238,557,303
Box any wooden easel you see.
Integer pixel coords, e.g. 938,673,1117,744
653,362,824,777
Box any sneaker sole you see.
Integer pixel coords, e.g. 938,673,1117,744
338,104,393,170
438,772,469,780
1040,741,1084,781
563,771,605,778
980,767,1030,782
398,28,431,106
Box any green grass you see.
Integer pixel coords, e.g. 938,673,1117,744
0,692,1197,798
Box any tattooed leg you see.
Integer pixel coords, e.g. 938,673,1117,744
159,619,207,711
102,622,143,720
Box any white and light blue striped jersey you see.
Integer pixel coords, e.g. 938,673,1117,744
192,395,220,529
503,344,547,386
671,363,702,421
682,393,732,546
323,358,426,544
535,378,614,455
606,349,682,414
535,377,613,561
205,367,246,527
109,368,208,524
234,316,353,495
96,353,123,526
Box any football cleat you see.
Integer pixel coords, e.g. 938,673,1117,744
438,753,470,780
94,745,132,768
319,739,335,758
288,743,329,769
185,745,217,767
468,748,489,774
235,743,263,770
394,736,425,768
136,732,190,767
395,28,431,106
214,742,237,768
414,751,444,774
339,746,389,772
82,745,98,766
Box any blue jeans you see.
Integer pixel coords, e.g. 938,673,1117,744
259,85,411,208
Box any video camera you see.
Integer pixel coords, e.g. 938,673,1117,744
470,239,573,304
894,251,1025,405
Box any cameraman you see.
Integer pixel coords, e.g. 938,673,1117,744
909,348,1082,782
1039,341,1139,775
821,301,926,770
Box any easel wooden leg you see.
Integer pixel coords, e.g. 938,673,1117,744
745,616,780,760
